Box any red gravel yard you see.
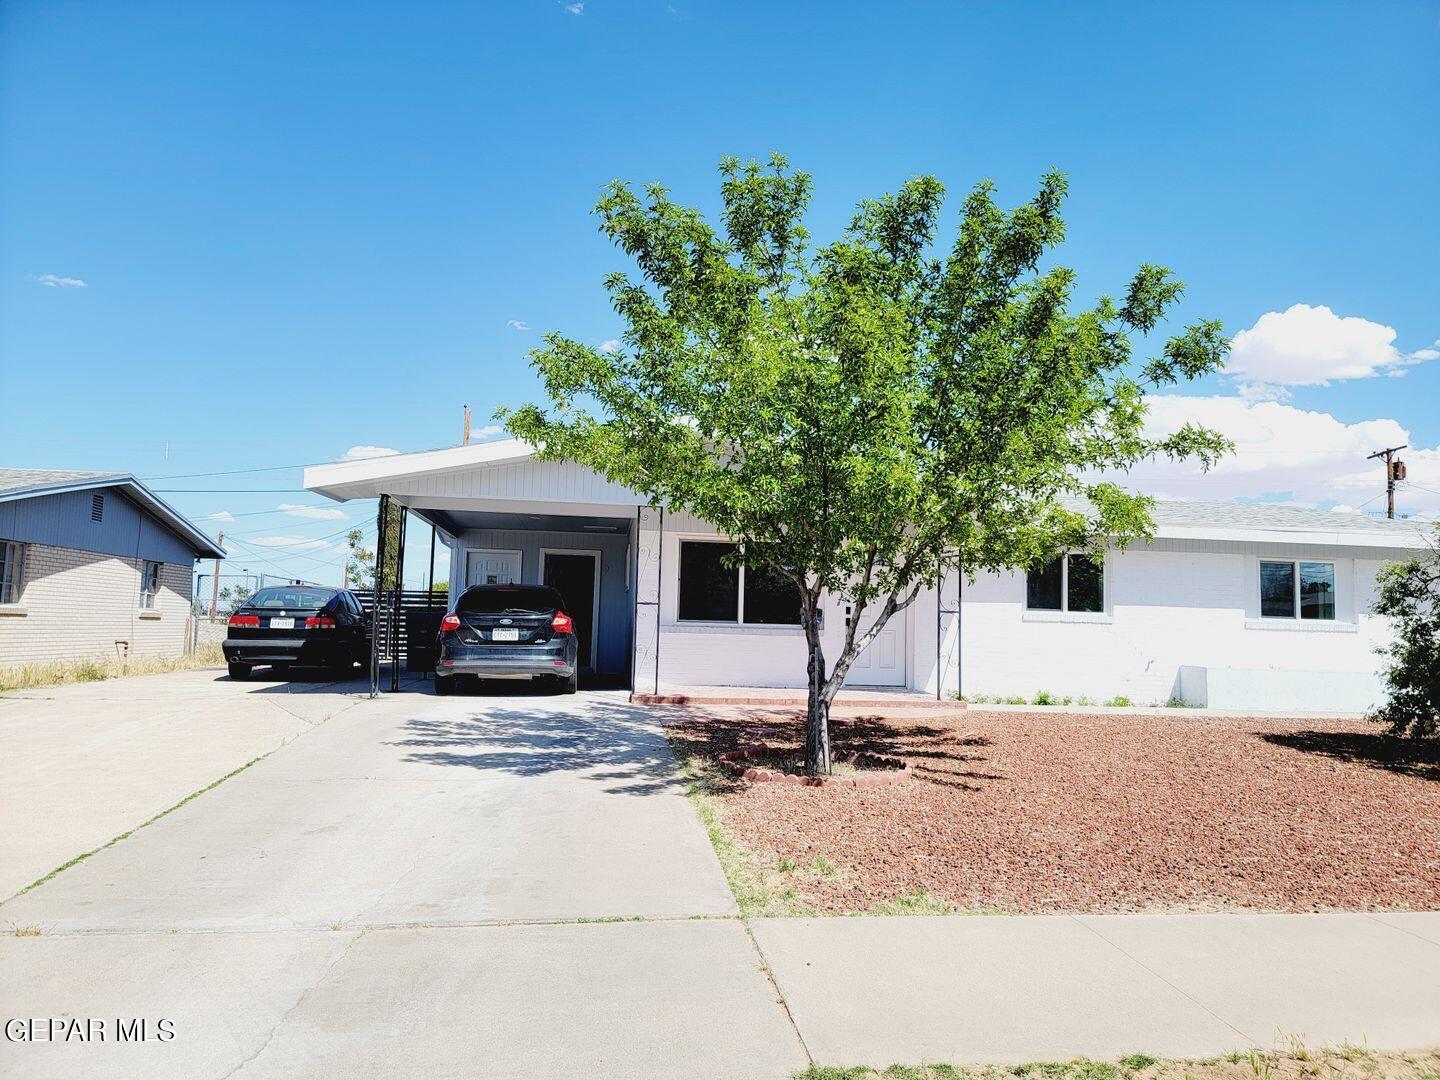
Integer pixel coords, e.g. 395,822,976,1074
664,708,1440,914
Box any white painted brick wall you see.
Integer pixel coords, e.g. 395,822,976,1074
960,541,1398,704
0,544,193,667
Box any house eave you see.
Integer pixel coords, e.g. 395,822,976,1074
303,439,539,502
1151,523,1429,550
0,475,227,560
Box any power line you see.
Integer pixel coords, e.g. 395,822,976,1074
153,488,312,493
201,503,343,520
141,461,327,480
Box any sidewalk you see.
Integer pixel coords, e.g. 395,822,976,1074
753,910,1440,1068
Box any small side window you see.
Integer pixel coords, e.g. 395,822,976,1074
0,539,25,604
140,561,162,610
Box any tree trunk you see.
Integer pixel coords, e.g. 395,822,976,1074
803,612,832,776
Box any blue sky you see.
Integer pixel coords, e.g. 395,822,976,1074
2,1,1437,586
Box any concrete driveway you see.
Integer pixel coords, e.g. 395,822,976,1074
5,671,1440,1079
0,675,804,1079
0,668,366,900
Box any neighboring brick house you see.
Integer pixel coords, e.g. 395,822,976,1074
0,469,226,668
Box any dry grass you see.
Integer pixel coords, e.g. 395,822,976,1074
799,1044,1440,1080
0,643,225,692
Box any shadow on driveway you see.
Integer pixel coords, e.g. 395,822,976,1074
388,696,688,796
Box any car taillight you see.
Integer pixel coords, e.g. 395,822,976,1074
228,614,259,627
440,613,461,632
305,616,337,629
551,611,573,634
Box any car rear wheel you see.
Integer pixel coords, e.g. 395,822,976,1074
228,661,251,681
559,671,578,695
433,674,455,696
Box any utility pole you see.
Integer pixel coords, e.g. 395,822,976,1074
462,404,471,446
209,531,223,619
1367,445,1408,519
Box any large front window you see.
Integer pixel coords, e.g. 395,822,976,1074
1025,553,1104,613
677,541,801,625
1260,560,1335,620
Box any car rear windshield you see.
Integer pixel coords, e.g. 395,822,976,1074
457,586,563,615
247,587,338,610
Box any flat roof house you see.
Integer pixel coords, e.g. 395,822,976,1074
0,469,226,669
305,441,1428,711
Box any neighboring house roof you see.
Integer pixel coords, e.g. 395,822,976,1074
0,468,227,559
304,441,1431,551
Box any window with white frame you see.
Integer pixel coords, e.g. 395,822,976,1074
0,539,25,604
677,540,801,625
1259,560,1335,620
1025,553,1104,613
140,560,162,610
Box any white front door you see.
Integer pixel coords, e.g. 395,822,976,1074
840,604,906,687
465,549,522,587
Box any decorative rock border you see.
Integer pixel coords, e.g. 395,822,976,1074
717,743,914,789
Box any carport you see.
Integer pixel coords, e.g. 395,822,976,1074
304,441,646,696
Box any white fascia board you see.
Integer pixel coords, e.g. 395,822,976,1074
1153,523,1429,550
303,439,538,502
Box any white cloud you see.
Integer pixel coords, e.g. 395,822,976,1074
598,338,621,353
341,445,399,461
1115,394,1440,519
1227,304,1436,386
207,510,235,523
1234,381,1292,404
250,535,335,551
562,1,584,13
472,424,505,440
278,503,347,520
33,274,86,289
507,319,531,331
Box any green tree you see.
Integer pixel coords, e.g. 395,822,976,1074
505,154,1230,775
344,503,403,592
1371,526,1440,738
217,581,254,614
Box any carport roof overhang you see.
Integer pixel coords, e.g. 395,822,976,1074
302,439,645,523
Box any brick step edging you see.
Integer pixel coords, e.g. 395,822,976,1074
632,691,965,710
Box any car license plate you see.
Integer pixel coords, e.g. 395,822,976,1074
491,628,519,641
270,617,294,630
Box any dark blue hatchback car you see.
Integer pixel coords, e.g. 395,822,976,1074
434,584,578,695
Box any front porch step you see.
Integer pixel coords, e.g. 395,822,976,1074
631,687,966,713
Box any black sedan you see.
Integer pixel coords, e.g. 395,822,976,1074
223,585,371,680
434,584,578,695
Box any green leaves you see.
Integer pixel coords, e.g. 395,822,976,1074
1370,529,1440,739
507,153,1231,615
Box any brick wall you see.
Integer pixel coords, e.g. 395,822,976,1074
0,543,193,667
959,540,1400,705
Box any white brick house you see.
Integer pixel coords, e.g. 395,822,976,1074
0,469,226,668
305,441,1428,711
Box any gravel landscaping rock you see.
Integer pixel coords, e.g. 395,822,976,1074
664,708,1440,914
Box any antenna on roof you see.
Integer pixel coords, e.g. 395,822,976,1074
462,405,471,447
1366,444,1407,519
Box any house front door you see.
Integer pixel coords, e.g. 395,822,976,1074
839,604,906,687
465,549,521,587
541,549,600,671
